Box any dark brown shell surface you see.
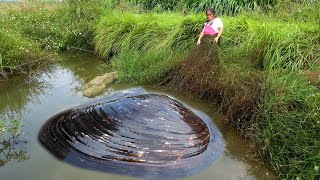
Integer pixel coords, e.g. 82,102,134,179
38,88,224,178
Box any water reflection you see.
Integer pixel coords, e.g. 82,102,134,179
58,52,104,83
0,67,52,117
0,74,46,168
0,115,29,167
0,53,100,119
0,60,55,168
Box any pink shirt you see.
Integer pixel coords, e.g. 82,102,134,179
203,18,223,36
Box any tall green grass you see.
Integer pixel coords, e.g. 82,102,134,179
111,50,187,83
253,21,319,71
95,11,203,58
270,0,320,23
129,0,277,14
0,2,63,77
95,11,205,84
256,72,320,179
219,15,320,71
96,7,320,73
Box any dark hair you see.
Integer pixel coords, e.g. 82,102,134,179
206,8,216,16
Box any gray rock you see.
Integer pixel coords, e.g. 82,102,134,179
83,72,116,97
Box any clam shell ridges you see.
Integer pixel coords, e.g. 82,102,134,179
39,90,224,178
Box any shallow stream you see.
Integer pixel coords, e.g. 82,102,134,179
0,53,275,180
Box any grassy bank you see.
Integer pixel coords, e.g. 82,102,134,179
0,0,114,78
257,72,320,179
0,2,56,78
0,29,47,77
95,2,320,178
95,11,204,83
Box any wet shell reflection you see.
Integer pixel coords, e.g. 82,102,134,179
39,88,224,178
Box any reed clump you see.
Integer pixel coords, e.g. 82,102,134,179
256,71,320,179
110,49,186,84
95,11,202,59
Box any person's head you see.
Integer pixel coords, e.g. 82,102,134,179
206,8,216,21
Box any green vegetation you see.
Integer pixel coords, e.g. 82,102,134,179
0,0,114,78
129,0,277,14
0,116,22,135
221,16,320,72
0,115,29,167
257,72,320,179
94,11,203,83
111,50,186,83
94,2,320,178
0,0,319,179
95,11,202,57
0,29,47,75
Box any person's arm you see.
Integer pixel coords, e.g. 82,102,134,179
214,27,223,43
197,28,205,45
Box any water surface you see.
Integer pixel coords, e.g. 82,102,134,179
0,52,275,180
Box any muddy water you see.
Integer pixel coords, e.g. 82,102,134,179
0,53,275,180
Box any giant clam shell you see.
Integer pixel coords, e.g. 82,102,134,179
39,88,224,178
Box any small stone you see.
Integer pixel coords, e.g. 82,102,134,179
83,72,117,97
